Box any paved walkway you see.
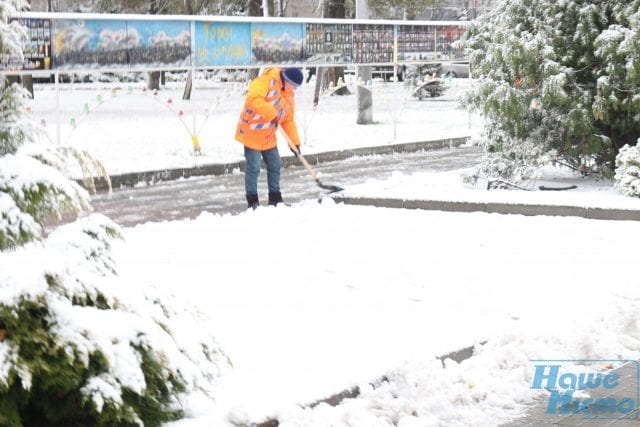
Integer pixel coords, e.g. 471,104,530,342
90,137,479,226
91,137,469,191
502,362,640,426
88,136,640,226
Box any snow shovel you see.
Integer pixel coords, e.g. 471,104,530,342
279,130,344,193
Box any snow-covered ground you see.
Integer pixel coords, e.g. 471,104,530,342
26,72,479,175
25,75,640,426
117,203,640,427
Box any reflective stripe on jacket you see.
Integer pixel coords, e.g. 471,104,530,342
235,68,301,151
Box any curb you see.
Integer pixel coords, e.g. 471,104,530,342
254,342,483,427
85,137,470,191
332,197,640,222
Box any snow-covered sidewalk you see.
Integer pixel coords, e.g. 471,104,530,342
24,76,640,426
112,200,640,427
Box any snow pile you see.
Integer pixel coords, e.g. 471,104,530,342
273,284,640,426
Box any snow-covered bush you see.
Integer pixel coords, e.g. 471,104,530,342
0,215,228,426
615,143,640,197
460,0,640,182
0,1,228,424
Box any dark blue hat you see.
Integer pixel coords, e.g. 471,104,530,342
282,68,304,87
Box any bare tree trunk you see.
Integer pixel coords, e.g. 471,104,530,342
22,75,34,99
247,0,265,80
148,0,160,90
183,70,193,100
356,0,373,124
148,71,161,90
184,0,194,14
327,0,345,18
313,67,325,107
326,0,346,88
248,0,261,16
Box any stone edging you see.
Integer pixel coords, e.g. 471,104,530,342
252,342,483,427
332,197,640,221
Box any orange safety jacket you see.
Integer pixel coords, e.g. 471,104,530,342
235,68,302,152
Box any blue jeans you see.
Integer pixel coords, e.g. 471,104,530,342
244,146,281,196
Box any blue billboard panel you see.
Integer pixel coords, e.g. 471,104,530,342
53,19,129,68
127,20,191,66
194,21,251,66
252,23,304,64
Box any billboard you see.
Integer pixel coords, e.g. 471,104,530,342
127,20,191,67
0,14,469,71
397,25,436,62
53,19,129,68
195,21,251,66
1,18,53,71
352,24,393,64
305,23,352,64
52,19,191,69
251,23,304,64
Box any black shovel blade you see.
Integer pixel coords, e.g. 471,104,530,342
316,179,344,193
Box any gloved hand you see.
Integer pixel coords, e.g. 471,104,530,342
290,145,300,156
270,109,283,127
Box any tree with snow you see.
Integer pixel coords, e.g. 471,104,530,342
460,0,640,183
615,143,640,197
368,0,449,19
0,1,227,424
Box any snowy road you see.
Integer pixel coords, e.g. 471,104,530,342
90,146,482,225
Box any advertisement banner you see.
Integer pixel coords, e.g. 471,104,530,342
53,19,129,69
252,22,304,64
194,21,251,66
127,20,191,67
397,25,436,62
1,13,469,72
0,18,52,71
352,24,393,64
304,23,352,64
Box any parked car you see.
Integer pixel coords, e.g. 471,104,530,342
372,65,406,82
436,61,470,78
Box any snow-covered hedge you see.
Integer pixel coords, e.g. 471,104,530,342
615,143,640,197
0,215,228,425
1,1,228,423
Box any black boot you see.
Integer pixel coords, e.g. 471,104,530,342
268,191,284,206
246,194,259,210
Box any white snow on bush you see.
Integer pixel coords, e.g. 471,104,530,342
0,152,90,220
615,143,640,197
0,214,228,412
